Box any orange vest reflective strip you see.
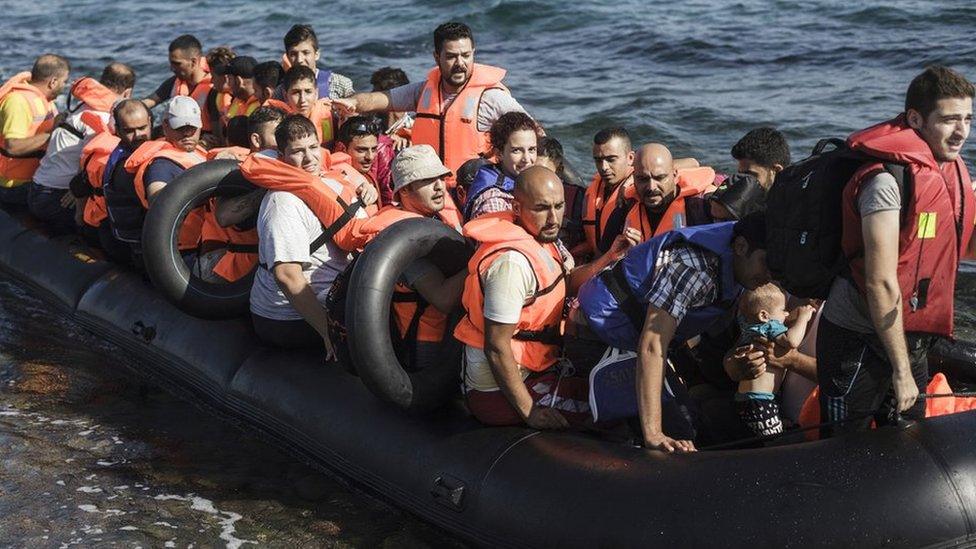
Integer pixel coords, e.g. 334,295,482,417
198,197,259,282
125,140,207,249
79,132,121,227
582,173,632,254
453,211,566,371
69,77,118,112
238,152,366,252
171,74,214,132
411,64,507,189
0,76,57,184
625,166,717,241
226,95,260,121
307,100,335,145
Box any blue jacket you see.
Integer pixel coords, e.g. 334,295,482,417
462,164,514,222
578,221,742,351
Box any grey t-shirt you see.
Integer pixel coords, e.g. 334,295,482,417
249,184,367,321
823,172,901,333
386,80,527,132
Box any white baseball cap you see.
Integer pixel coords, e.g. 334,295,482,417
165,95,202,129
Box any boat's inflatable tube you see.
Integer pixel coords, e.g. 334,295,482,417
3,208,976,547
930,338,976,386
345,217,472,412
142,159,256,319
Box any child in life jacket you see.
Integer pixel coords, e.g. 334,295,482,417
734,283,816,437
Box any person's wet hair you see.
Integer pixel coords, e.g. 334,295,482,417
225,116,250,148
488,111,541,153
30,54,70,81
284,24,319,51
254,61,283,90
905,65,975,118
593,127,631,150
247,106,286,136
206,46,235,73
282,65,316,91
112,98,153,130
169,34,202,55
731,127,791,168
274,114,318,151
733,211,767,253
337,115,382,146
433,22,474,53
370,67,409,92
99,62,135,94
538,136,565,173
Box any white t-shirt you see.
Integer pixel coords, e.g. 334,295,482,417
463,251,537,392
33,105,109,189
387,81,528,133
249,181,367,321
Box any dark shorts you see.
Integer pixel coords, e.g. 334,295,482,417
816,317,934,437
251,313,323,350
27,182,75,233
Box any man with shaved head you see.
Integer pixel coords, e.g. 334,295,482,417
455,166,639,427
621,142,717,242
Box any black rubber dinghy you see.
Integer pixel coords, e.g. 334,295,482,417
141,159,257,319
345,217,472,412
2,208,976,548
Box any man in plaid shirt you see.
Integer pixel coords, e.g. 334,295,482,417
579,214,772,452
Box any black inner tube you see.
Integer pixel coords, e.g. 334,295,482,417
345,217,472,412
141,159,258,319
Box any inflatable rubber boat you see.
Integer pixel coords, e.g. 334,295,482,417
2,186,976,547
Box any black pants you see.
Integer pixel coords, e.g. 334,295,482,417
251,313,323,349
816,317,933,438
27,182,75,234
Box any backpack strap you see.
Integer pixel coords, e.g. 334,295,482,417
600,261,646,332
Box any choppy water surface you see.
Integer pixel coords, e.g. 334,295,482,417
1,0,976,545
0,281,462,547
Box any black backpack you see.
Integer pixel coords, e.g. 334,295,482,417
765,138,909,299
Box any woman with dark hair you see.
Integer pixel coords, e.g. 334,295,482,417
458,111,542,222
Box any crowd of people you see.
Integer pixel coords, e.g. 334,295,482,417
0,21,973,452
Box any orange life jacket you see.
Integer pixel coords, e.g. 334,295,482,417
238,151,371,253
198,197,259,282
79,131,121,227
454,211,567,371
306,99,336,146
124,140,207,249
351,202,463,342
205,146,251,161
625,166,717,242
171,73,214,132
411,64,508,188
262,98,292,113
581,173,633,255
68,77,118,113
0,72,57,185
225,94,260,122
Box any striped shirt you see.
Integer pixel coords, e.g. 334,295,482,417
643,243,720,324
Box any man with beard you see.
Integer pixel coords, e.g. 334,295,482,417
455,166,638,427
622,143,716,241
332,22,528,187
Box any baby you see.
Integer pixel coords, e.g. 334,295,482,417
734,283,816,437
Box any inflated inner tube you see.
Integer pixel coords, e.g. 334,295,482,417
929,338,976,388
142,159,258,319
345,217,472,412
